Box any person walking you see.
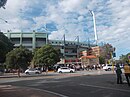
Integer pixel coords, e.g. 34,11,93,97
124,61,130,86
115,63,123,84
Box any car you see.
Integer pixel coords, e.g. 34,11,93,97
57,67,75,73
25,68,41,75
103,64,115,71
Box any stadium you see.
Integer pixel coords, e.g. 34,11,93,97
4,31,99,67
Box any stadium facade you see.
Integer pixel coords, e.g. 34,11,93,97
4,31,96,64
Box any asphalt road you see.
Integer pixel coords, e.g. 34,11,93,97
0,72,130,97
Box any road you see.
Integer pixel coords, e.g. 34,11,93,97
0,70,130,97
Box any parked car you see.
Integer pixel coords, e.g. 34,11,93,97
25,68,41,75
57,67,75,73
103,64,115,71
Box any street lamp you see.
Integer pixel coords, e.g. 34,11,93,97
86,7,98,45
89,10,98,45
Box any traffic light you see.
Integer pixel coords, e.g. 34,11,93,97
113,52,116,57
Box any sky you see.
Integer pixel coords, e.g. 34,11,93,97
0,0,130,59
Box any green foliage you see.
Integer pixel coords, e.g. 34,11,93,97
100,43,115,62
99,56,105,64
119,53,130,64
5,46,33,70
0,32,14,63
33,44,60,67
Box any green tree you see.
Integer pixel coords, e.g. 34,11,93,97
119,53,130,64
100,43,115,63
5,46,33,77
0,32,14,63
33,44,60,68
99,56,105,64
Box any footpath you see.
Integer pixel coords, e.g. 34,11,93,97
0,70,114,97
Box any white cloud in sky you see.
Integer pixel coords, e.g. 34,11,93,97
0,0,130,59
59,0,83,13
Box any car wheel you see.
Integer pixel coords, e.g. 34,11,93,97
35,72,40,74
59,71,62,73
108,68,111,71
70,70,73,73
26,72,29,75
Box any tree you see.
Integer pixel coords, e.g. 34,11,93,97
119,53,130,64
5,46,33,77
0,32,14,63
100,43,115,63
99,56,105,64
33,44,60,68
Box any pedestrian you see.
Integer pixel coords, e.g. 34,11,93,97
124,61,130,86
115,63,123,84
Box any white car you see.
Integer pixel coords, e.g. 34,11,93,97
103,64,115,71
57,67,75,73
25,68,41,75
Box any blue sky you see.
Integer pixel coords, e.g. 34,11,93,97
0,0,130,59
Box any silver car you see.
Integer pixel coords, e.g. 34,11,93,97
57,67,75,73
25,68,41,75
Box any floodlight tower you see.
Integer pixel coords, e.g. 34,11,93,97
89,10,98,45
86,6,98,45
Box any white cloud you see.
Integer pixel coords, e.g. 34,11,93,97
59,0,83,13
1,0,130,58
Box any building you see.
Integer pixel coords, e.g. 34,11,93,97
4,31,115,67
4,31,92,65
4,31,48,51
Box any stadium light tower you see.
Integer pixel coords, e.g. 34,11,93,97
86,7,98,45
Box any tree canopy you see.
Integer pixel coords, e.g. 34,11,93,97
33,44,60,67
119,53,130,64
0,32,14,63
5,46,33,70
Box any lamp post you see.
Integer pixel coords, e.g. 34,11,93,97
89,10,98,45
86,7,98,45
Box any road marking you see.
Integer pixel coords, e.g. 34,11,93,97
19,86,69,97
42,89,69,97
80,84,130,92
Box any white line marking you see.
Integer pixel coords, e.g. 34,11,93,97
80,84,130,92
42,89,69,97
20,86,69,97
